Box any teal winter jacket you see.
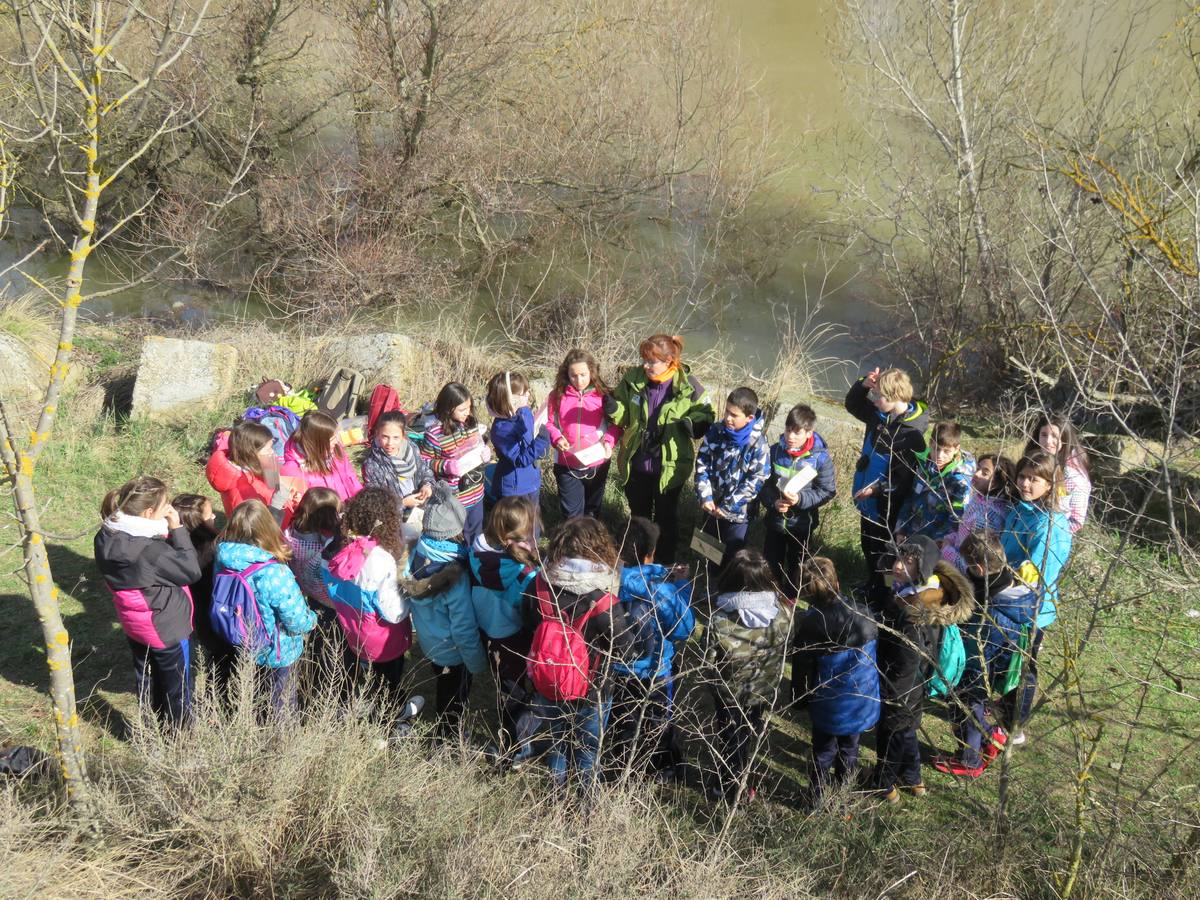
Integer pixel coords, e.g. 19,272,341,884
215,542,316,669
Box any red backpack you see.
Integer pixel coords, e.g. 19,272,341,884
527,575,617,702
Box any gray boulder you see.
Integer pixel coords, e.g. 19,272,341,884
131,336,239,421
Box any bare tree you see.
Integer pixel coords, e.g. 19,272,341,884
0,0,242,822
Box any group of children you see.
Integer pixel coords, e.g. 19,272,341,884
92,342,1091,805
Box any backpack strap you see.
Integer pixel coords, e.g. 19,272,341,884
572,590,617,630
533,574,558,621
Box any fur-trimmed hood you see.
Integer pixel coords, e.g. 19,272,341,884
400,561,467,600
905,561,976,627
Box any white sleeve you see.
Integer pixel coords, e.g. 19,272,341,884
361,547,410,623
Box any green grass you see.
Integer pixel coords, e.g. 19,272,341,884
1,338,1198,898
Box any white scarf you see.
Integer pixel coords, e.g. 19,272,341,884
104,511,170,539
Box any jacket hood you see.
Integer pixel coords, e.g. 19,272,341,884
400,561,466,599
907,561,975,627
470,534,533,589
216,541,276,570
546,557,619,597
328,536,379,581
715,590,780,629
898,399,929,432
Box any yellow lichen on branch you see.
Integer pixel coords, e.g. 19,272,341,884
1060,153,1199,277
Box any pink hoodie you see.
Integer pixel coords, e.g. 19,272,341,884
281,438,363,502
545,386,622,469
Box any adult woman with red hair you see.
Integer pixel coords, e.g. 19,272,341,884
610,334,714,563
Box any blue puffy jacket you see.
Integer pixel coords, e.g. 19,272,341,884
401,560,487,674
1001,500,1072,627
844,378,929,526
490,406,551,498
760,432,837,533
612,564,696,681
962,576,1038,695
792,595,881,736
469,533,538,639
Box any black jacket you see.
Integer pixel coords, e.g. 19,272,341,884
93,525,201,649
875,563,974,731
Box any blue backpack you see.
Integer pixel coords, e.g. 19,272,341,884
241,406,301,459
210,561,281,661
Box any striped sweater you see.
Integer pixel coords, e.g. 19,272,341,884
420,420,487,508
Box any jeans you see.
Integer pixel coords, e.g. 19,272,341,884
860,515,895,594
485,630,537,754
953,694,994,768
701,515,749,582
711,694,766,798
129,638,193,728
623,471,684,565
873,724,922,790
1003,628,1045,730
810,729,861,791
608,674,681,776
554,462,609,520
463,501,485,545
347,650,407,712
763,520,812,597
535,694,611,788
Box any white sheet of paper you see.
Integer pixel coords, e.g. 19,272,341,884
457,444,486,474
782,464,818,496
533,401,549,431
571,441,607,467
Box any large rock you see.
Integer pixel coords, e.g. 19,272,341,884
0,332,81,406
322,332,419,393
131,336,239,421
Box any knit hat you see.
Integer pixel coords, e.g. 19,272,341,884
421,480,468,540
897,534,940,584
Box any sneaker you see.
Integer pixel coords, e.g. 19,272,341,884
933,755,984,778
982,728,1008,763
398,695,425,724
906,782,928,796
1010,731,1027,746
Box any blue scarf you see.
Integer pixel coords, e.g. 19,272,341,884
725,416,756,447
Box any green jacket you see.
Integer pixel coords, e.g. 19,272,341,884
611,364,715,493
705,591,794,706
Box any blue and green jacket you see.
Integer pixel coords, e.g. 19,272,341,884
962,573,1038,695
844,378,929,526
760,432,837,533
898,450,975,541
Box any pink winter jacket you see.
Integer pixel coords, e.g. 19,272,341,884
544,386,622,469
280,439,363,502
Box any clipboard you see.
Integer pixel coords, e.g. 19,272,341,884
690,528,726,564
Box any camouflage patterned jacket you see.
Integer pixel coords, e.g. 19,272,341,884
704,590,794,707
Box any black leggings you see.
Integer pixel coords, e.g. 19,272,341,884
623,471,685,565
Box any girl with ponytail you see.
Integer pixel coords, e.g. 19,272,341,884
94,476,201,727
